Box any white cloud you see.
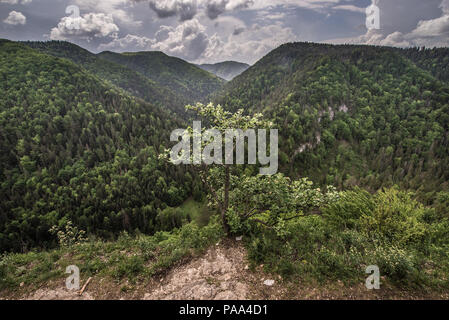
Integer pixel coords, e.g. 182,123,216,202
99,14,296,64
50,12,119,41
74,0,141,27
327,0,449,48
151,18,211,60
98,18,211,60
408,15,449,38
204,21,297,64
205,0,254,19
332,5,365,13
98,33,155,51
149,0,198,21
3,11,26,25
441,0,449,14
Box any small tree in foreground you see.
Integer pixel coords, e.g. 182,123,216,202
163,103,339,234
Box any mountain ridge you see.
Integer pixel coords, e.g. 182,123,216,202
196,61,250,81
216,42,449,203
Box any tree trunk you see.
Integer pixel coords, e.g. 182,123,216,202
222,164,230,234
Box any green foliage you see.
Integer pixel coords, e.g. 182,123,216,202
215,42,449,209
0,40,199,252
224,173,339,234
156,207,191,231
0,218,223,289
49,220,87,247
245,188,449,288
22,41,189,115
98,51,225,104
359,188,428,246
1,39,449,294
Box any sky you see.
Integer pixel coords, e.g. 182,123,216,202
0,0,448,64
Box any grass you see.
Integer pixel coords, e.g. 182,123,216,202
0,217,223,292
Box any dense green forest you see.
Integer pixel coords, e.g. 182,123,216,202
215,42,449,209
22,41,222,116
98,50,225,104
1,38,449,293
0,40,202,252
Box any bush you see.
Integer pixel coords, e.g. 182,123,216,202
49,220,88,247
359,188,428,246
243,187,449,289
323,188,374,230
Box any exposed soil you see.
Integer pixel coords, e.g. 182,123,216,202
2,239,448,300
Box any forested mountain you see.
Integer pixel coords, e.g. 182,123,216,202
400,47,449,82
0,39,198,252
197,61,250,81
215,42,449,204
1,38,449,295
98,50,225,103
22,41,189,115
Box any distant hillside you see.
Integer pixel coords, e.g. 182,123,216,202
0,40,195,252
197,61,250,81
98,51,225,103
216,42,449,202
22,41,189,115
399,47,449,82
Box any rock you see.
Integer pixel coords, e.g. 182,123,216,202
144,245,249,300
26,288,93,300
215,291,238,300
264,280,275,286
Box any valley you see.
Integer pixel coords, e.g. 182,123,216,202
1,38,449,300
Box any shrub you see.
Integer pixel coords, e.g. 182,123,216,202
359,188,427,246
323,188,374,230
49,220,87,247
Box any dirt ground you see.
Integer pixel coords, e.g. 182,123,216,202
2,239,448,300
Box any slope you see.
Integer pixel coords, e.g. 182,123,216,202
0,39,196,252
215,42,449,203
22,41,188,115
98,50,225,103
197,61,250,81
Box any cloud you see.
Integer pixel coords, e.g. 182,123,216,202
152,18,211,60
99,18,211,60
205,21,297,64
441,0,449,14
3,11,26,25
408,15,449,38
205,0,254,19
99,10,297,64
148,0,198,21
133,0,254,20
233,26,245,35
50,12,119,41
98,34,155,51
332,5,365,13
327,0,449,48
74,0,141,27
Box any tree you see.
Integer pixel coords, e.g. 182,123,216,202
164,103,338,235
